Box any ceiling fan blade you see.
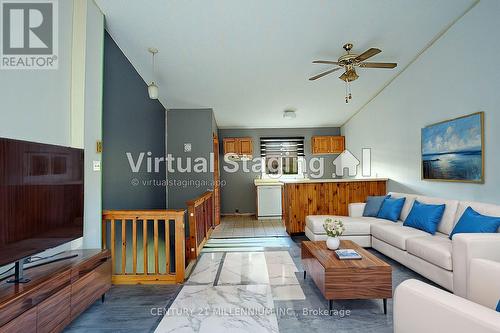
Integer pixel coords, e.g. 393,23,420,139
355,48,381,62
312,60,340,65
359,62,397,69
308,67,341,81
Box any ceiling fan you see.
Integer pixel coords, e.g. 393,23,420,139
309,43,397,103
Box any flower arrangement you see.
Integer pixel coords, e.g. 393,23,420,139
323,218,345,238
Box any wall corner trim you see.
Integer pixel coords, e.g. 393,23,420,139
70,0,88,149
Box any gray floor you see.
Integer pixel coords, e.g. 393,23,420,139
63,285,182,333
64,236,434,333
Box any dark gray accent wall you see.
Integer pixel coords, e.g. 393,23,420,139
102,31,166,209
218,127,341,214
167,109,218,209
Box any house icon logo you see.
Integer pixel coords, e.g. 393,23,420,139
332,149,360,177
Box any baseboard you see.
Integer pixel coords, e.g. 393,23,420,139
221,213,256,217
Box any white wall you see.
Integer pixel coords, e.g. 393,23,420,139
0,1,73,145
0,0,104,270
342,0,500,204
83,0,104,248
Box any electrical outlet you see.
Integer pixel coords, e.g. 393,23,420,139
235,208,239,213
184,143,192,152
93,160,101,171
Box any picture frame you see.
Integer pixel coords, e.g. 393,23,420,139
421,112,484,183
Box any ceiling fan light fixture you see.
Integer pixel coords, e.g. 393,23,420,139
310,43,397,103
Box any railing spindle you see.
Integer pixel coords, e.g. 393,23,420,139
121,220,127,274
175,215,185,283
132,219,137,274
165,219,170,273
111,219,116,273
143,219,148,274
154,219,159,274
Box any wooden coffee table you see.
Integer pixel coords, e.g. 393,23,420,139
301,240,392,314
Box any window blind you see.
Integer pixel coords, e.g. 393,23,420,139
260,137,305,157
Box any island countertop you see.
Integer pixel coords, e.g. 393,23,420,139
254,178,388,186
282,178,387,234
281,178,388,184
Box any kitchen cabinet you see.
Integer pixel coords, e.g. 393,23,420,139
311,136,345,154
223,137,253,156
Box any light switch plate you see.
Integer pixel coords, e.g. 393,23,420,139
184,143,192,152
93,160,101,171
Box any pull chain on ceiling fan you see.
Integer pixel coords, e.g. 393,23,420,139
309,43,397,103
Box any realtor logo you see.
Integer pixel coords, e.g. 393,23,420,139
1,0,58,69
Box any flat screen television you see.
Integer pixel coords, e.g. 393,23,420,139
0,138,84,266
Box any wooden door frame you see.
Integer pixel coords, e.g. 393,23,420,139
213,134,221,226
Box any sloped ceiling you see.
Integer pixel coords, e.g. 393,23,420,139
95,0,475,128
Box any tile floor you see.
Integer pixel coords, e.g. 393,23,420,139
152,236,434,333
155,249,305,333
210,216,288,238
64,233,434,333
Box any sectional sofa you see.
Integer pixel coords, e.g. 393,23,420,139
394,258,500,333
305,192,500,297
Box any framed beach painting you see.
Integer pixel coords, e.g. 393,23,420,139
421,112,484,183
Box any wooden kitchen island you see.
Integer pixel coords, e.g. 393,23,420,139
283,178,387,234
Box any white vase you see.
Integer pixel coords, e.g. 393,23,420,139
326,236,340,250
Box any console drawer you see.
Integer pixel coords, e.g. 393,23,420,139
37,285,71,333
0,307,37,333
71,259,111,319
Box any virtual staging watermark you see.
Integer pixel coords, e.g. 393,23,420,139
131,178,226,189
126,148,372,181
150,306,351,318
1,0,58,69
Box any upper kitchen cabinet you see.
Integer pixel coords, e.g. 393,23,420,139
223,137,253,157
311,136,345,155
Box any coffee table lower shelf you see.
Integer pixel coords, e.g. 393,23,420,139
301,240,392,315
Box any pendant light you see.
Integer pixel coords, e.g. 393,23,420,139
148,47,159,99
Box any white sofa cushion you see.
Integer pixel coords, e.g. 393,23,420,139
305,215,388,235
348,202,366,217
452,233,500,298
416,195,459,235
394,279,500,333
371,222,428,250
388,192,417,221
454,201,500,232
305,227,372,247
406,234,453,271
469,259,500,310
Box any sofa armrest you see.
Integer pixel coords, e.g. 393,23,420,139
452,233,500,297
394,279,500,333
348,203,366,217
469,258,500,309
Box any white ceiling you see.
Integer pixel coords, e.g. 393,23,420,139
95,0,474,128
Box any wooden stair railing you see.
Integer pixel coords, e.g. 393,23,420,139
186,191,214,261
102,209,186,284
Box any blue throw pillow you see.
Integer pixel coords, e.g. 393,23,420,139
497,300,500,312
449,207,500,240
377,197,406,222
363,195,391,217
403,200,445,235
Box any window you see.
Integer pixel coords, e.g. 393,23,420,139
260,137,305,178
